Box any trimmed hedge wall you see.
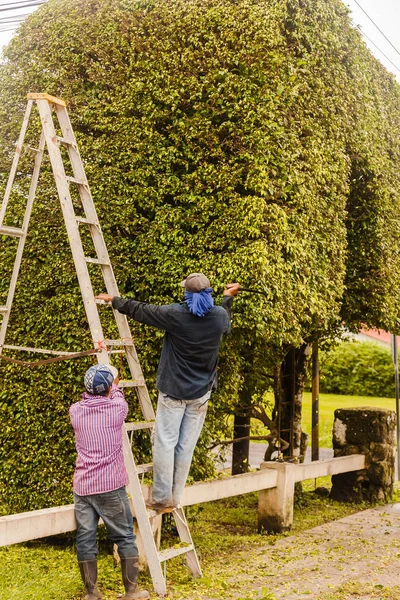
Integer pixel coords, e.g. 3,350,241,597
0,0,399,512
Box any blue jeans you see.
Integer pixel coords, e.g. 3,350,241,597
152,390,210,506
74,486,138,561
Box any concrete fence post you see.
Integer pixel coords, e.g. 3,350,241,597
257,462,296,533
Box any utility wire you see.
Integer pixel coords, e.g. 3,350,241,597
0,1,45,13
0,13,31,21
0,0,43,5
357,25,400,76
351,0,400,58
0,0,44,7
0,0,45,32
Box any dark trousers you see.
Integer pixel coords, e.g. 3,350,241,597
74,486,138,561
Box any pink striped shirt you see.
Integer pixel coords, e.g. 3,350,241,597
69,384,129,496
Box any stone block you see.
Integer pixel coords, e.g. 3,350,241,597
331,407,395,504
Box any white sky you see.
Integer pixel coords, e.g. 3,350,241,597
346,0,400,80
0,0,399,81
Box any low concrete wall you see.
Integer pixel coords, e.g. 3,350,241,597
0,470,278,547
0,455,366,546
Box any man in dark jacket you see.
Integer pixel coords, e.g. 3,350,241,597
96,274,239,510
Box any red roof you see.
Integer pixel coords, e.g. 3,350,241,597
361,328,392,344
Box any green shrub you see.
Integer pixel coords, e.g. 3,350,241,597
320,341,395,398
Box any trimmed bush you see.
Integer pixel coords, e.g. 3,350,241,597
320,341,395,398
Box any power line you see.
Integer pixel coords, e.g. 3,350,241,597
0,13,32,22
351,0,400,58
0,0,44,7
0,0,45,33
0,1,45,13
0,0,40,4
0,25,22,31
357,25,400,76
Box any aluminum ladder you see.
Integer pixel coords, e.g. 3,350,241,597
0,92,202,596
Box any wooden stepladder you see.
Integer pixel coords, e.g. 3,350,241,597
0,93,202,596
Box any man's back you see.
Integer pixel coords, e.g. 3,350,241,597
112,296,232,399
69,385,128,495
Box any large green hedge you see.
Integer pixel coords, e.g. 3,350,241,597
0,0,399,512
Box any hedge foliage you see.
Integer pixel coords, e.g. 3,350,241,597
0,0,399,512
320,341,395,398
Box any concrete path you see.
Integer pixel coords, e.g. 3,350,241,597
213,445,400,598
229,503,400,599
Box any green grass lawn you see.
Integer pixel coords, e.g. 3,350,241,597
0,481,387,600
301,392,396,448
249,391,396,450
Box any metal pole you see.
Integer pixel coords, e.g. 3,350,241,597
391,334,400,481
312,341,319,462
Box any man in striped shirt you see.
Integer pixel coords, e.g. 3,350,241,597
70,364,149,600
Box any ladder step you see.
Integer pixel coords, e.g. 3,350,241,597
66,175,87,186
104,339,134,347
119,379,145,388
0,306,9,314
56,136,76,146
84,257,111,266
125,421,155,432
136,462,153,474
76,216,98,225
0,226,24,238
158,544,194,562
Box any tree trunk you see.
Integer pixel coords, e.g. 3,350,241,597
277,344,311,459
232,413,251,474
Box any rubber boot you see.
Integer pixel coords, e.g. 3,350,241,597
78,560,102,600
120,556,150,599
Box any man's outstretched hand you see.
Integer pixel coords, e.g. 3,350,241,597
95,293,114,303
223,283,240,297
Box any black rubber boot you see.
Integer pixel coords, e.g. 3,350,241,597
78,560,102,600
120,557,150,599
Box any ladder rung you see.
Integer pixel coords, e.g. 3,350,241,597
119,379,145,388
0,306,9,314
56,136,76,146
27,146,41,153
136,463,153,474
66,175,87,186
84,257,111,266
125,421,155,432
76,216,98,225
158,544,194,562
104,339,134,346
0,226,24,238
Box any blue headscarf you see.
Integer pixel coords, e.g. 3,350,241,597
184,287,214,317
